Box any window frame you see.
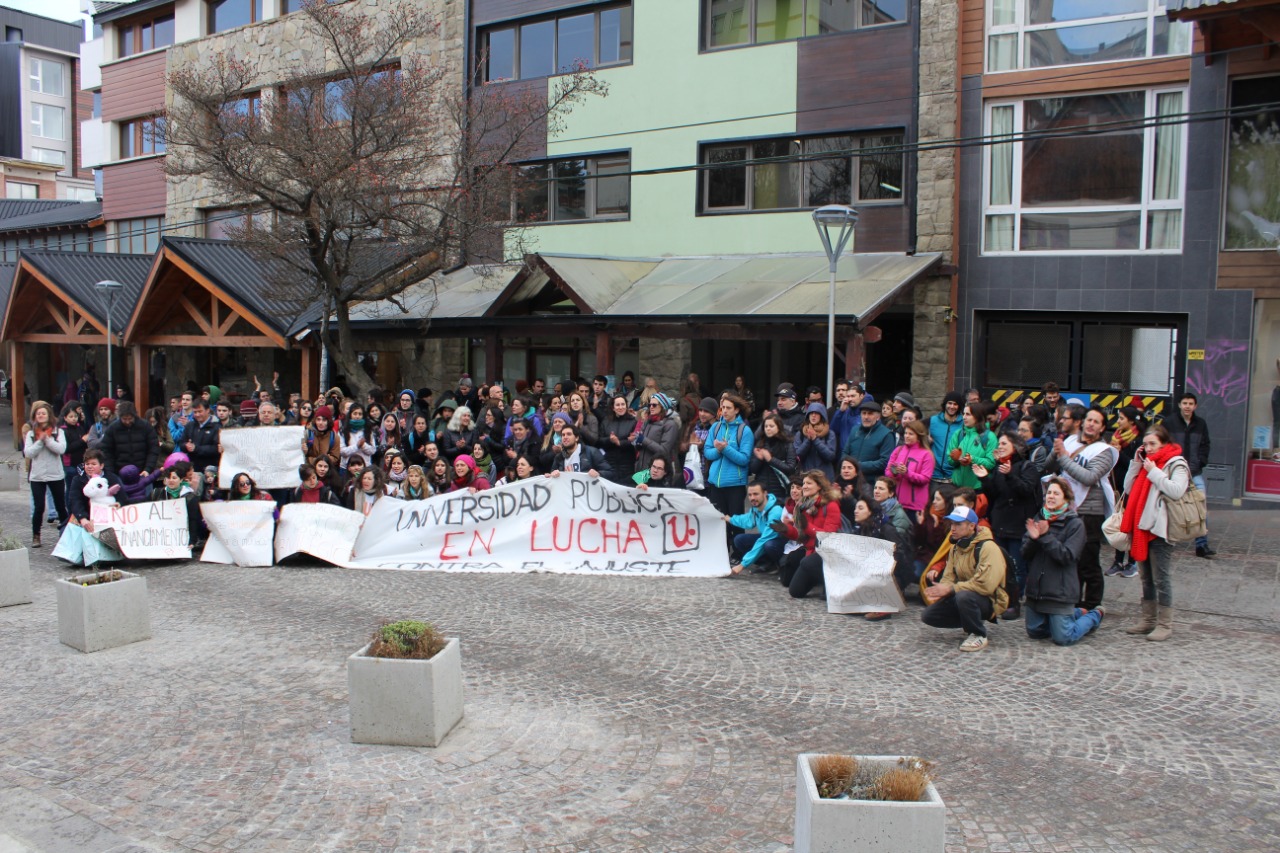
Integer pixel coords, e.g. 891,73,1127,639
119,116,166,158
703,0,906,52
114,216,164,253
5,182,39,200
30,147,66,167
116,10,176,58
697,131,906,214
206,0,264,36
28,57,65,96
29,103,65,141
985,0,1190,74
981,87,1188,255
480,3,633,84
1222,73,1280,251
510,151,632,224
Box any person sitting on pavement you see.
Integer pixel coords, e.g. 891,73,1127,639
851,496,916,622
772,470,843,599
546,424,609,478
344,466,385,515
724,481,784,575
293,463,341,506
147,462,204,548
448,454,492,493
1022,477,1105,646
920,506,1008,652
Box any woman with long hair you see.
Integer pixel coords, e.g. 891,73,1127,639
147,405,175,459
635,392,680,480
24,400,68,545
427,457,451,494
1023,477,1103,646
947,400,997,491
448,454,492,493
599,395,639,486
340,403,374,471
887,419,935,515
704,394,753,527
1107,404,1146,578
59,401,88,491
374,411,403,468
974,432,1040,620
772,470,843,599
403,414,433,468
401,464,430,500
229,472,274,502
851,495,915,620
749,413,797,500
566,391,600,447
344,466,386,515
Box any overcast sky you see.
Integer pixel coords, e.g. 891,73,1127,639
4,0,87,25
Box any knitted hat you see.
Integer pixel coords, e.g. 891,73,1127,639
651,392,674,413
97,397,116,413
551,411,574,428
240,400,258,416
459,376,473,388
455,454,478,472
314,405,333,420
943,391,964,408
399,388,415,402
894,391,917,408
699,397,718,414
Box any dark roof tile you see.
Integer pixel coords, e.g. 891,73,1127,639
0,202,103,234
17,250,152,329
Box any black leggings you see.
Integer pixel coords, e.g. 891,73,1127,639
788,553,826,598
31,480,67,536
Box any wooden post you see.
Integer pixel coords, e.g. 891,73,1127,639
130,345,149,412
301,342,319,402
9,342,24,450
595,329,614,377
845,332,866,388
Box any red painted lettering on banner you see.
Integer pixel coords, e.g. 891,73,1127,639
470,528,494,556
667,515,696,549
576,518,600,553
440,530,464,560
624,520,648,553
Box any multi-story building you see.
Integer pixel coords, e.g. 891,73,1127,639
0,7,95,201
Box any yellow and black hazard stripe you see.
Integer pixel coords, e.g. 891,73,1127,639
987,389,1167,428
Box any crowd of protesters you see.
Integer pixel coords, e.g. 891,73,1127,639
25,369,1214,650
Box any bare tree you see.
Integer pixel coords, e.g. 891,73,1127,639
164,0,607,396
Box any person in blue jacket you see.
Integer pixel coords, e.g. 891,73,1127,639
794,402,838,478
724,481,784,574
703,394,754,538
841,397,895,476
929,391,965,483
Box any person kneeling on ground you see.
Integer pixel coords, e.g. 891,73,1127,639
1023,477,1105,645
772,470,843,598
920,507,1008,652
724,481,784,575
293,463,341,506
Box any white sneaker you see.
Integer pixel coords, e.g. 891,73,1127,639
959,634,989,652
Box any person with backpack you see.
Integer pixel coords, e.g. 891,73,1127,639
1119,424,1192,642
702,394,753,523
946,400,997,492
920,506,1009,651
1022,477,1105,646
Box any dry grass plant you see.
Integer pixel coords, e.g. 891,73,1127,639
812,754,859,799
75,570,126,586
366,619,447,660
818,755,936,802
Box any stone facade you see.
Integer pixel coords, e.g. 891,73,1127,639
910,0,959,408
637,338,691,397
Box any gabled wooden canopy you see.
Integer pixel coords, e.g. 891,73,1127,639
1,257,115,345
485,254,595,317
124,244,289,349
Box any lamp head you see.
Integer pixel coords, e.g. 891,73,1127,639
811,205,859,228
95,279,124,294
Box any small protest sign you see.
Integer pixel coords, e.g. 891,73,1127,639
275,503,364,563
817,533,904,614
200,501,276,567
88,499,190,560
218,426,305,489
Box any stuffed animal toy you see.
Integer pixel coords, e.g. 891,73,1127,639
83,476,120,508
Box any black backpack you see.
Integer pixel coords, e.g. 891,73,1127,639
974,539,1015,620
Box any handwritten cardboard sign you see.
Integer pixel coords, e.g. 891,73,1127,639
817,533,904,614
200,501,276,567
275,503,364,564
218,426,304,489
88,499,190,560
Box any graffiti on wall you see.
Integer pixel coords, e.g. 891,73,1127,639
1186,339,1250,408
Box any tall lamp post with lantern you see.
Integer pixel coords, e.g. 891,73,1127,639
94,279,124,399
811,205,859,408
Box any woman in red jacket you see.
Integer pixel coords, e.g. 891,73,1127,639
772,469,844,599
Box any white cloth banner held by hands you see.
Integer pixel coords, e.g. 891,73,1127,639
817,532,904,614
275,503,364,564
200,501,276,567
218,426,305,489
88,499,191,560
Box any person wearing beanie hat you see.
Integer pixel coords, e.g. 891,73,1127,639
929,392,966,483
448,453,491,492
86,397,118,452
699,396,718,414
239,399,260,427
636,391,680,479
303,404,343,469
395,388,417,432
893,391,917,412
680,396,719,477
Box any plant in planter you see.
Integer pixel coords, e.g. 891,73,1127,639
348,620,463,747
795,754,944,853
0,526,31,607
55,568,151,653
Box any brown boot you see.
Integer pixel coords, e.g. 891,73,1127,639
1146,605,1173,642
1125,599,1157,635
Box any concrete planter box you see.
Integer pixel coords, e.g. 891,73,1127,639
0,547,31,607
795,754,945,853
55,570,151,653
348,637,463,747
0,460,21,492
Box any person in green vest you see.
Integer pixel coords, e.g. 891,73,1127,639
947,400,998,491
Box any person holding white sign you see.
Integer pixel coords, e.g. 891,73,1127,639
771,471,843,599
920,507,1009,652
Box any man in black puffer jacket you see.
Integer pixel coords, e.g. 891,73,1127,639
181,398,222,472
100,401,159,477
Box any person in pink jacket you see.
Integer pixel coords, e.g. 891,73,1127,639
887,420,936,513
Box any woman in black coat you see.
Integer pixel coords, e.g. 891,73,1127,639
598,396,639,486
748,413,797,500
1022,477,1102,646
974,432,1041,620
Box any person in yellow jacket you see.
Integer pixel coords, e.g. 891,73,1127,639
920,507,1008,652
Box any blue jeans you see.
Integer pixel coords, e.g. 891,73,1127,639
1192,475,1209,549
732,532,783,567
1025,605,1101,646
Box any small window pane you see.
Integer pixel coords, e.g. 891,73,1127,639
861,0,906,26
120,121,136,158
1027,0,1145,26
709,0,749,47
810,0,856,35
554,159,588,221
1019,211,1141,251
1025,20,1146,68
516,164,549,221
805,136,852,207
209,0,253,34
988,33,1017,72
594,156,630,216
756,0,805,44
118,27,133,57
1081,324,1175,393
751,139,801,209
487,28,515,80
520,20,555,79
1022,93,1144,206
858,135,903,200
153,15,175,48
557,13,595,72
1153,17,1191,56
985,214,1015,251
706,146,747,208
1148,211,1181,250
31,147,65,166
984,322,1071,387
599,7,633,65
141,21,153,51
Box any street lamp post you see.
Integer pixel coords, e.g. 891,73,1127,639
95,280,124,398
811,205,859,408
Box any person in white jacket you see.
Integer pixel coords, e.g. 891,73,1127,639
23,400,68,546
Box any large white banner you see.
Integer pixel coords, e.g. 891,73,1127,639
346,473,729,577
218,426,305,489
200,501,276,567
89,499,191,560
275,503,364,564
817,533,904,614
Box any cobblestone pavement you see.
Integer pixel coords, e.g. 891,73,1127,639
0,487,1277,853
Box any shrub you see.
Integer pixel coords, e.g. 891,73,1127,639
366,619,446,660
813,754,858,799
815,755,936,802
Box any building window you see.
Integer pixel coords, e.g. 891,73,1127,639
114,216,164,253
31,147,66,166
699,132,903,212
512,153,631,223
30,103,65,140
117,12,175,57
986,0,1189,73
67,188,98,202
207,0,264,35
482,4,632,82
29,58,65,96
5,182,39,199
119,117,166,158
5,26,22,42
92,92,102,118
705,0,905,50
203,207,272,238
982,89,1185,253
1225,75,1280,250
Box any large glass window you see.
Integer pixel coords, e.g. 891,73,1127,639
30,104,65,140
701,132,904,212
1245,299,1280,497
983,89,1185,253
482,4,632,82
31,147,65,166
207,0,263,35
114,216,164,253
987,0,1189,73
5,182,39,200
119,116,165,158
28,58,64,96
984,321,1071,388
510,153,631,223
706,0,901,49
118,12,175,57
1224,76,1280,250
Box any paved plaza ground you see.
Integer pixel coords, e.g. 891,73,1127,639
0,485,1277,852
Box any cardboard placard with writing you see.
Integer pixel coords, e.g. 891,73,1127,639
89,499,191,560
817,532,904,614
218,426,305,489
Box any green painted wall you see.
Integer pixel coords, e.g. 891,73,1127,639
515,1,829,258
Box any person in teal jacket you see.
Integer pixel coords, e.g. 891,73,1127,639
947,401,998,491
704,394,754,539
725,482,785,574
841,397,896,476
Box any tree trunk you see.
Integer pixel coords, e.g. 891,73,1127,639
328,298,375,400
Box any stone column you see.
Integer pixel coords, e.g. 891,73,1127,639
638,338,691,396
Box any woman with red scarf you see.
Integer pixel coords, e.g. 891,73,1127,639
770,470,843,599
1120,424,1190,641
447,454,492,493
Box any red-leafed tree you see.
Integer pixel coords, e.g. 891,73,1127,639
164,0,606,396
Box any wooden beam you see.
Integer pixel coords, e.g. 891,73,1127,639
9,342,23,451
69,311,88,336
13,332,110,344
178,294,215,336
159,252,288,348
301,342,319,402
845,332,866,387
135,335,282,347
131,345,149,412
215,299,239,337
43,298,74,336
595,330,614,376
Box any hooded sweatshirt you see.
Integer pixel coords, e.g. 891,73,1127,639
793,402,838,478
726,494,784,567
